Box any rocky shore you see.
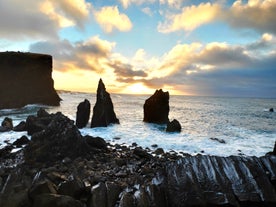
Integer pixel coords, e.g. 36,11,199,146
0,109,276,207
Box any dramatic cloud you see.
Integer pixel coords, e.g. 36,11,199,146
94,6,132,33
158,2,221,33
29,36,115,72
158,0,276,34
225,0,276,34
0,0,58,40
41,0,91,28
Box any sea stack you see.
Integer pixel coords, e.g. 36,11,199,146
76,99,91,128
0,52,61,109
143,89,169,124
91,79,119,128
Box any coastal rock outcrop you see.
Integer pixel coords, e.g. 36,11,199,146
166,119,181,132
91,79,119,128
143,89,169,124
24,109,100,163
270,108,274,112
0,117,13,132
76,99,91,128
0,52,61,109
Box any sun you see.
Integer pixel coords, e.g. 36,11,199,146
122,83,153,95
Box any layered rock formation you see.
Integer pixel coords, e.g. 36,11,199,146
1,110,276,207
0,52,60,109
91,79,119,128
143,89,169,124
76,99,91,128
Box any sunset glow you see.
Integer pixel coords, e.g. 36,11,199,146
1,0,276,97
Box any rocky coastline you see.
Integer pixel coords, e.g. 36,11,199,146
0,109,276,207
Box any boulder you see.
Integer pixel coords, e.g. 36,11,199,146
24,111,91,163
13,135,30,147
273,141,276,155
91,79,119,128
0,117,13,132
58,179,84,199
269,108,274,112
13,121,26,132
76,99,91,128
166,119,181,132
85,135,107,150
143,89,169,124
0,52,61,109
29,181,57,200
33,194,83,207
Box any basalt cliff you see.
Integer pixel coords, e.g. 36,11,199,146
0,52,60,109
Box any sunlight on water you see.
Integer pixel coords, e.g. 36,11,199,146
1,91,276,156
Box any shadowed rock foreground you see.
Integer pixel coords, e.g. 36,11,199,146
0,110,276,207
0,52,61,109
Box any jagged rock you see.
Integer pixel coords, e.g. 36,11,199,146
85,135,107,150
33,193,83,207
119,191,136,207
13,135,30,147
13,121,26,131
24,111,91,163
25,109,53,135
88,182,107,207
76,99,91,128
0,52,61,109
106,182,122,207
58,179,84,199
143,89,169,124
91,79,119,128
133,147,152,159
270,108,274,112
166,119,181,132
273,141,276,155
29,181,57,200
0,117,13,132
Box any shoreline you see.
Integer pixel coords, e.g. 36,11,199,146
0,109,276,206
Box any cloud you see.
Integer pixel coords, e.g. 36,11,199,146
159,0,184,9
158,0,276,35
225,0,276,34
119,0,156,9
158,2,221,33
0,0,59,40
142,7,153,16
94,6,132,33
41,0,91,28
29,36,115,72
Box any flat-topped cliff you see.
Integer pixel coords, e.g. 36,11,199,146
0,52,60,109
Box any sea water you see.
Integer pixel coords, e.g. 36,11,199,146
0,91,275,156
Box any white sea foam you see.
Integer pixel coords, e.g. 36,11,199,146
0,91,276,156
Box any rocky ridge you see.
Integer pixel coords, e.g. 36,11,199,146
0,109,276,206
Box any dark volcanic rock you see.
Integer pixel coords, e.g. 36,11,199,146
143,89,169,124
91,79,119,128
13,121,26,131
33,194,83,207
0,117,13,132
166,119,181,132
85,135,107,150
273,141,276,155
0,52,61,109
24,111,91,163
76,99,91,128
13,135,30,147
270,108,274,112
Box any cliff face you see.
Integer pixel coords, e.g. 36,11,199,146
0,52,61,109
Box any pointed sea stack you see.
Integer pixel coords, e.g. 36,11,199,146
143,89,169,124
91,79,119,128
76,99,91,128
0,52,61,109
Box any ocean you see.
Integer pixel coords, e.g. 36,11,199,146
1,91,275,157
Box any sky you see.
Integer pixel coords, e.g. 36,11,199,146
0,0,276,97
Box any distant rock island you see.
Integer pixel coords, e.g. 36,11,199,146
0,52,61,109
